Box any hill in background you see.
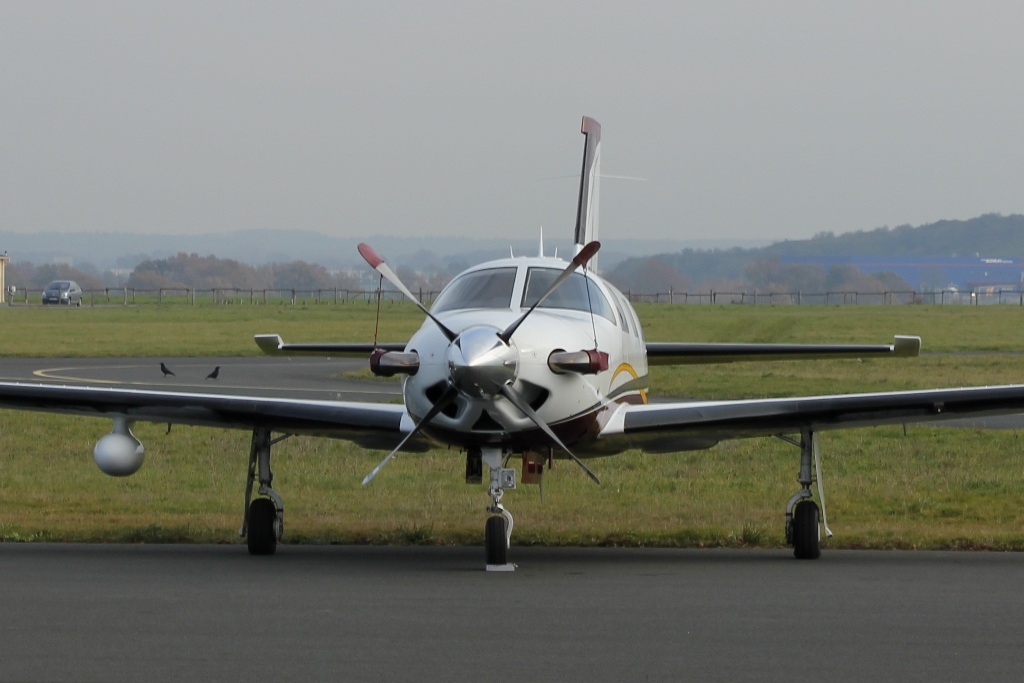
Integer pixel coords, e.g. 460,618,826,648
606,214,1024,295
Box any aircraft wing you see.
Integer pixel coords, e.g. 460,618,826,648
600,383,1024,452
645,335,921,365
0,381,418,451
254,334,405,357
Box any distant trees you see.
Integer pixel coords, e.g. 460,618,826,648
742,259,912,293
125,253,362,291
7,262,106,290
604,253,913,296
606,255,691,295
9,252,381,293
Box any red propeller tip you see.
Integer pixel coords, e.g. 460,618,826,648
572,241,601,267
357,243,384,268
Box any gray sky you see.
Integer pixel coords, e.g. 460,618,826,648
3,1,1024,244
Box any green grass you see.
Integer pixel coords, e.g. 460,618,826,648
2,302,1024,550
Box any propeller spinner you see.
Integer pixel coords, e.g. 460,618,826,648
446,326,518,399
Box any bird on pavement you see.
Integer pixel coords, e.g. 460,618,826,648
206,366,220,380
160,362,175,377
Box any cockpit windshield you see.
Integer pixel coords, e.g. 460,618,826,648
522,268,615,321
432,267,517,313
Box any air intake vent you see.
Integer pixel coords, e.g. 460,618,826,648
424,381,460,418
472,411,503,432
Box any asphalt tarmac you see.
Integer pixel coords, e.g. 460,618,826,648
0,544,1020,682
0,355,399,401
0,358,1021,681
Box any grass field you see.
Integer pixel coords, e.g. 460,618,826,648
2,302,1024,550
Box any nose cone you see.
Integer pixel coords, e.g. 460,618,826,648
447,326,518,398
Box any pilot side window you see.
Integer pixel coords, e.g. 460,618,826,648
521,268,615,322
432,267,518,312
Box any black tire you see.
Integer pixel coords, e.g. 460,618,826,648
247,498,278,556
793,500,821,560
485,515,507,566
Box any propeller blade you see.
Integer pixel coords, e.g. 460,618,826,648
498,384,600,485
358,243,458,342
361,385,459,486
498,240,601,343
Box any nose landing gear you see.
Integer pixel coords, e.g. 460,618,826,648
481,448,516,571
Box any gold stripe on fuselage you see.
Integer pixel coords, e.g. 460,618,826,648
610,362,648,404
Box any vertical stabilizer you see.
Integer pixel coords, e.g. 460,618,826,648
574,116,601,272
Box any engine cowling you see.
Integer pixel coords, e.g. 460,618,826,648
94,431,145,477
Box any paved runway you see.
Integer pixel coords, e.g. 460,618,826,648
0,544,1020,682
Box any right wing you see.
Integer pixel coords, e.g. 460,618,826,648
0,381,420,451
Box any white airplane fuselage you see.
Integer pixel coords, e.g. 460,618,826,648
401,255,648,456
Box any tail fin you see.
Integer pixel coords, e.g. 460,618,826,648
574,116,602,272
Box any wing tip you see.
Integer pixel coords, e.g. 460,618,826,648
254,334,285,355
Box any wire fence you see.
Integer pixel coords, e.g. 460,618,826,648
623,289,1024,305
7,286,1023,306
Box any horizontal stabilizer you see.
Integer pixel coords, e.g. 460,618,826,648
646,335,921,366
254,334,405,357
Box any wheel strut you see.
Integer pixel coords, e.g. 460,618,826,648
240,428,290,554
780,429,832,559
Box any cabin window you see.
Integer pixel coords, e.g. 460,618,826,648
521,268,615,322
611,292,630,334
432,267,517,312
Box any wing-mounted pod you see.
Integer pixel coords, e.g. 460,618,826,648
93,416,144,477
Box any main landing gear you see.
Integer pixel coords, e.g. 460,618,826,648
240,428,289,555
477,448,516,571
780,429,833,560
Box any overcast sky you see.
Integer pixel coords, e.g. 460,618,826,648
3,2,1024,245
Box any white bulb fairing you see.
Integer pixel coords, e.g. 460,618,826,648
93,418,145,476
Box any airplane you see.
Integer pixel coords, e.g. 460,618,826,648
3,115,1024,569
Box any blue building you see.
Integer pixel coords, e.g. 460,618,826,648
782,256,1022,291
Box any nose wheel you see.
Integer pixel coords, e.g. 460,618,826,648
485,514,510,566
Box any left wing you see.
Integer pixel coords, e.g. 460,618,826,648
0,381,417,450
600,383,1024,452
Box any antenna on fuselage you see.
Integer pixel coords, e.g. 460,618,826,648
538,226,544,257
